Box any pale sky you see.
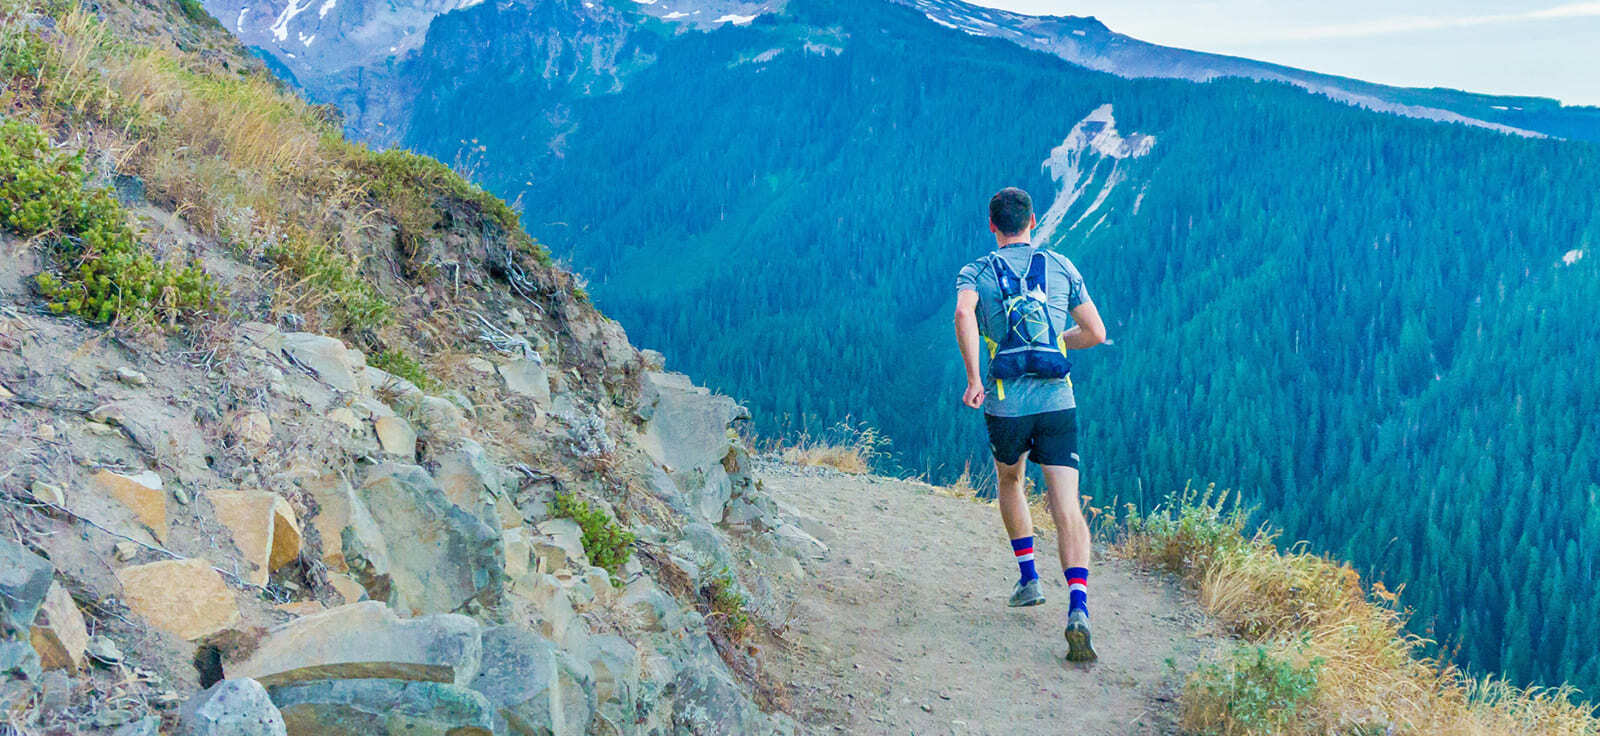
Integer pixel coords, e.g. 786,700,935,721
970,0,1600,107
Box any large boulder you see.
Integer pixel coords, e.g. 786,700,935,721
468,625,595,736
225,602,482,688
431,440,506,524
668,637,793,736
299,474,387,576
637,372,748,524
116,559,240,640
270,679,495,736
583,635,641,733
638,372,744,474
0,540,52,681
177,678,287,736
355,464,503,615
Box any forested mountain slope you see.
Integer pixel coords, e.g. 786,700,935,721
218,0,1600,701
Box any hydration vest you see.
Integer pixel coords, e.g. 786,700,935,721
985,250,1071,398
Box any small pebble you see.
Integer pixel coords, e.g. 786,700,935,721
87,635,124,665
114,367,150,386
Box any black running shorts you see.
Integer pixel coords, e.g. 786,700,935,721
984,408,1079,468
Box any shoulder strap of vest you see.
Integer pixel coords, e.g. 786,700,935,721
989,253,1022,296
1024,251,1049,293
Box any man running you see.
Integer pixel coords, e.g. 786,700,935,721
953,187,1107,662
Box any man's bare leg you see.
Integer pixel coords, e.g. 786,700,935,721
1043,463,1098,661
995,456,1033,541
996,456,1047,607
1041,464,1090,569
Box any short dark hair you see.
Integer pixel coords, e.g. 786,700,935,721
989,187,1033,236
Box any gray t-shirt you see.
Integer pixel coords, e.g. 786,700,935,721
955,245,1090,417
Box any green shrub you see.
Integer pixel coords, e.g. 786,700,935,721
1121,482,1253,580
351,147,551,265
704,567,752,639
548,492,634,581
1187,645,1323,735
174,0,220,27
367,348,434,391
0,119,213,325
266,232,390,330
0,28,50,80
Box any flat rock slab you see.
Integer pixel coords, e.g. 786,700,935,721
85,469,168,543
282,333,362,393
373,416,416,459
177,678,287,736
271,678,496,736
116,559,240,641
638,372,745,476
225,601,482,688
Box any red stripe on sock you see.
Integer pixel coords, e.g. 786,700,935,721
1014,548,1034,556
1067,578,1087,586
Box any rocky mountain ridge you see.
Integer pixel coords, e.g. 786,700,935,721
212,0,1600,145
896,0,1600,142
0,0,823,732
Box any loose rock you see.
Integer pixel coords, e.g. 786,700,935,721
177,678,286,736
30,582,89,673
206,491,303,586
116,559,240,640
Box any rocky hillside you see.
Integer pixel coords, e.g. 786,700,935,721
0,0,821,733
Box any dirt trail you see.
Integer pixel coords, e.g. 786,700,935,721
760,466,1221,735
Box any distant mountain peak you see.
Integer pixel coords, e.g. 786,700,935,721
892,0,1600,141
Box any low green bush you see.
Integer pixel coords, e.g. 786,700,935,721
352,147,551,265
265,231,390,330
549,491,635,581
704,567,752,639
1187,645,1324,735
0,119,213,325
367,348,434,391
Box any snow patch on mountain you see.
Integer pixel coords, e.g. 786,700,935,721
1034,104,1154,245
269,0,314,42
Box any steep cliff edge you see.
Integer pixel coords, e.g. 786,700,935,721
0,0,818,732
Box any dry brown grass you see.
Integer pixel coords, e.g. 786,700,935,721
1120,484,1600,736
778,421,889,475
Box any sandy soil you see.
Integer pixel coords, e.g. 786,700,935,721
760,467,1221,735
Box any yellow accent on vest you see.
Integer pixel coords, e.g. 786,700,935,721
984,337,1005,400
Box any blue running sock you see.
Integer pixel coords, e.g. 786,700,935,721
1066,567,1089,615
1011,537,1039,584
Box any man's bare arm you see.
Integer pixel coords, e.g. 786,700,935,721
954,289,986,409
1060,299,1108,350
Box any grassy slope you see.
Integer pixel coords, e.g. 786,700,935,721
1116,485,1599,735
